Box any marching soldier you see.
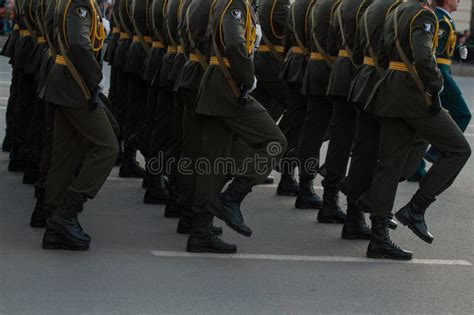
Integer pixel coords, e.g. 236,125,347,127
294,0,336,210
251,0,289,121
422,0,472,162
277,0,312,198
318,0,373,223
142,0,171,204
194,0,287,248
41,0,118,250
1,0,20,152
8,0,37,172
173,0,224,248
365,0,470,260
117,0,147,178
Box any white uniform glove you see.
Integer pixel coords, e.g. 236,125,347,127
255,24,262,49
102,18,111,37
249,76,257,93
98,76,106,92
459,45,468,60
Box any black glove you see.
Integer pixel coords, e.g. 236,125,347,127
429,91,442,114
89,86,100,110
238,88,250,107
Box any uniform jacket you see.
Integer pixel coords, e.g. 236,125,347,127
301,0,339,96
435,7,461,98
26,0,49,76
104,2,121,64
2,1,20,60
157,0,177,87
195,0,266,117
13,0,37,70
280,0,311,87
326,0,373,97
365,0,443,118
174,0,213,92
112,0,132,70
45,0,104,107
124,0,152,77
143,0,166,83
348,0,401,106
254,0,289,83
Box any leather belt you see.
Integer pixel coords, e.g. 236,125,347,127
152,41,164,48
55,55,66,65
210,56,230,67
363,56,375,66
258,45,285,53
389,61,409,72
338,49,349,58
437,57,452,66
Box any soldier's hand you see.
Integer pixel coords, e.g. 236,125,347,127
89,86,100,110
459,45,468,60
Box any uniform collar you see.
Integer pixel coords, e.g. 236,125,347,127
436,7,453,20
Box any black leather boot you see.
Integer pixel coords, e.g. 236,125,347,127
2,127,11,152
164,184,181,218
262,176,275,184
367,216,413,260
8,147,25,172
23,164,39,185
395,190,435,244
143,173,169,204
357,191,398,230
119,147,145,178
42,190,91,250
295,177,323,209
177,206,223,235
276,164,299,196
30,188,54,228
317,188,346,223
341,204,371,240
207,178,253,237
186,213,237,253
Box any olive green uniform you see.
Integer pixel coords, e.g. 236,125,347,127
251,0,289,121
44,0,119,207
366,0,471,216
322,0,372,190
297,0,338,180
194,0,287,210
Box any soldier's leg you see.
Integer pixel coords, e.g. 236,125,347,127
251,80,287,121
206,110,287,237
31,103,56,227
9,71,35,172
294,95,332,209
23,95,44,185
319,97,356,223
393,111,471,242
45,106,84,208
342,108,378,239
43,105,118,251
366,117,415,260
143,87,174,208
2,67,18,152
277,85,306,196
119,75,147,178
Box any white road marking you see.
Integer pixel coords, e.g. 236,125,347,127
150,250,472,266
464,133,474,137
0,81,11,85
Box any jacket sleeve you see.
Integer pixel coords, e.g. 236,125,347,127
222,0,255,89
411,10,443,94
435,18,450,55
352,19,364,65
65,2,102,91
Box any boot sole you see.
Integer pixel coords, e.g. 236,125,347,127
395,212,433,244
143,197,168,205
341,232,371,240
186,246,237,254
30,220,47,228
366,252,412,260
318,218,345,224
42,241,89,251
208,203,252,237
277,191,299,197
295,203,322,209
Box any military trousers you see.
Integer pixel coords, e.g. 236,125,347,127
11,71,35,152
321,97,357,189
45,104,119,207
370,109,471,217
282,84,307,153
124,75,148,151
193,108,287,212
37,103,55,191
108,69,128,136
296,95,333,179
142,81,159,159
251,79,287,121
176,89,202,207
4,68,18,141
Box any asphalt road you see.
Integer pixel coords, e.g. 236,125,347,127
0,57,473,314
